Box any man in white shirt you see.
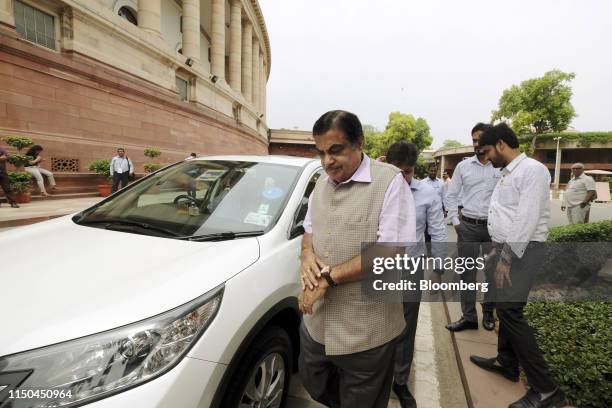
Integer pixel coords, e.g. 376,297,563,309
444,123,501,332
470,123,566,408
385,141,446,408
109,148,134,193
562,162,596,224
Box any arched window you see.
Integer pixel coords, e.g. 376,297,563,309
118,6,137,25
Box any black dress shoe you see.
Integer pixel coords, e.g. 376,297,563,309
470,355,519,382
482,311,495,331
445,318,478,332
10,202,20,208
392,383,417,408
509,388,567,408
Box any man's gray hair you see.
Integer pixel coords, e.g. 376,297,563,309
571,162,584,169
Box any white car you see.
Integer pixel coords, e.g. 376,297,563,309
0,155,324,408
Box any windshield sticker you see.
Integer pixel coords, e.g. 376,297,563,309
244,212,272,227
258,204,270,214
262,186,284,200
198,169,227,181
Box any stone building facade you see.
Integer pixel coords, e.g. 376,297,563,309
0,0,271,172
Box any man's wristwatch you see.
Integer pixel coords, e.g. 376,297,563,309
320,267,338,288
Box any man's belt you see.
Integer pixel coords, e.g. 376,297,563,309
460,214,488,225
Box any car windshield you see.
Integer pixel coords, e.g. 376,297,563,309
75,160,301,238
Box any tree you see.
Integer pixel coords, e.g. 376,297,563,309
491,69,576,151
362,113,433,159
442,139,463,148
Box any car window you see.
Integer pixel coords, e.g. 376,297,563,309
77,161,301,238
294,169,323,226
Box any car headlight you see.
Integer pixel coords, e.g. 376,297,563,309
0,286,223,407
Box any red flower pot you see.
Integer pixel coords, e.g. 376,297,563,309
14,191,32,203
98,184,112,197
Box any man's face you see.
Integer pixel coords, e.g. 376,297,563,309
390,162,414,184
472,130,485,155
314,128,363,184
427,166,437,179
442,173,449,180
117,149,125,157
480,143,505,168
571,165,584,178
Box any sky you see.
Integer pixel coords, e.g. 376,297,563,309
258,0,612,148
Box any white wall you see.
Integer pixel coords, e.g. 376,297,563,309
161,0,182,52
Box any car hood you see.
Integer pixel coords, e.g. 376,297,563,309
0,216,260,356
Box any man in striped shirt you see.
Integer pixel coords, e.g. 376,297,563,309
444,123,501,332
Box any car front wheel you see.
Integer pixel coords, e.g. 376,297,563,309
222,326,293,408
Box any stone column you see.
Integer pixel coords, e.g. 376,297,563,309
211,0,225,79
182,0,200,63
259,53,264,114
241,20,253,102
0,0,15,28
252,39,260,110
262,62,267,117
138,0,161,36
229,0,242,92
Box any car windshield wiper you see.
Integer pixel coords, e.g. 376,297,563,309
179,230,265,242
76,218,181,237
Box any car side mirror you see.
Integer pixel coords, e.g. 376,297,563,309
289,223,305,240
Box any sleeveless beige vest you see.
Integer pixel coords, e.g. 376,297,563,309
304,158,406,355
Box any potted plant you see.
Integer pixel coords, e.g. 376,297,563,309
8,171,34,203
2,136,34,171
144,147,162,173
88,159,112,197
143,163,162,173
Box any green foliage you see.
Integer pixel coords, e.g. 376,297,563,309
88,159,111,179
524,301,612,408
144,163,162,173
491,70,576,148
7,154,33,168
538,220,612,285
518,142,534,156
7,171,33,192
144,147,162,158
362,113,433,159
414,156,428,179
442,139,463,148
2,135,34,151
548,220,612,242
518,131,612,147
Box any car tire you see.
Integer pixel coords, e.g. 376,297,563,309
222,326,293,408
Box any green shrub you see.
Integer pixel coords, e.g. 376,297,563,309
536,221,612,285
144,147,162,159
8,171,33,192
144,163,162,173
7,154,33,168
524,301,612,407
88,159,111,179
2,135,34,151
548,220,612,242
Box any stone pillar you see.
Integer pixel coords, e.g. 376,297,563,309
0,0,15,28
440,155,445,178
229,0,242,92
241,21,253,102
259,53,264,114
262,62,267,117
211,0,225,79
182,0,200,63
252,39,260,110
138,0,161,36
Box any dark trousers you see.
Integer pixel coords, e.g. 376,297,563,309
495,243,556,394
299,322,397,408
394,266,424,385
456,221,495,322
0,170,17,204
111,172,130,193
